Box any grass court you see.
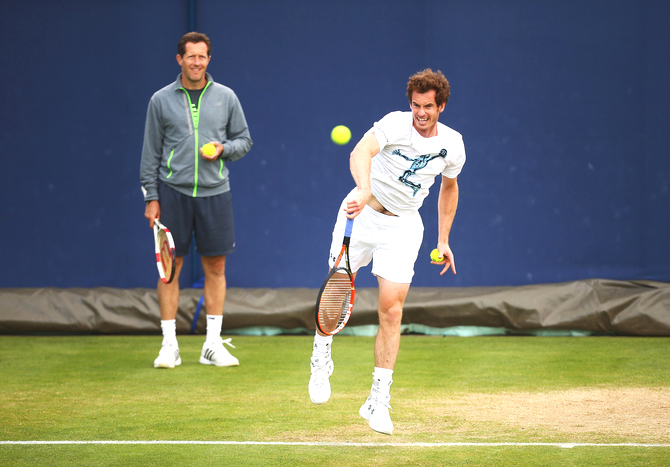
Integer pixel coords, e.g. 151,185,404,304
1,334,668,465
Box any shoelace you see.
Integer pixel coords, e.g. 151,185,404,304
372,398,392,411
160,346,178,358
310,356,332,378
377,398,392,410
370,388,392,410
221,338,235,349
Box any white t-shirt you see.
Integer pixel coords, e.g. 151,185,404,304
368,111,466,216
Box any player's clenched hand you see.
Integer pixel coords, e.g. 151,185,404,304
345,189,370,219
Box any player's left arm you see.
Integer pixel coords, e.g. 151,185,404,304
436,175,459,275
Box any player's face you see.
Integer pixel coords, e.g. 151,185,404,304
176,42,210,89
410,90,445,138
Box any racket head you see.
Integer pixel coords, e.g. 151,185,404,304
315,267,355,335
154,219,176,284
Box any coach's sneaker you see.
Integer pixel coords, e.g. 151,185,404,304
309,356,334,404
359,394,393,435
199,338,239,367
154,344,181,369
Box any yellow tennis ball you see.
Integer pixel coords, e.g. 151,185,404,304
430,248,444,262
331,125,352,145
202,143,216,157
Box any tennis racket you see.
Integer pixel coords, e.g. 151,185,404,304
154,218,176,284
315,217,355,335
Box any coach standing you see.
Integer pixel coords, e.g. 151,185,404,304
140,32,252,369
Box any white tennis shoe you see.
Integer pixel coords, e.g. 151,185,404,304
309,356,334,404
359,394,394,435
154,344,181,369
199,338,239,367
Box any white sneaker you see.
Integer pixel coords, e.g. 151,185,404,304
199,338,239,367
359,394,393,435
154,344,181,369
309,355,334,404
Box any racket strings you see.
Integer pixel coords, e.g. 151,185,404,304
157,232,172,267
318,272,352,333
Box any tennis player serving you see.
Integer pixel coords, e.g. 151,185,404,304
308,69,466,435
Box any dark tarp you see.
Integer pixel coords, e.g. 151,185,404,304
0,279,668,336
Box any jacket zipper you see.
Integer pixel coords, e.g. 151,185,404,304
181,81,212,197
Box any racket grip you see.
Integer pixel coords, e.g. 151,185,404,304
344,217,354,237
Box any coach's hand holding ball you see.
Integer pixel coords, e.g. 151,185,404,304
201,142,220,161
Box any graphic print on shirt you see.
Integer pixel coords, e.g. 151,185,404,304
393,149,448,196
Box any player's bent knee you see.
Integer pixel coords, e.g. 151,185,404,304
378,305,403,324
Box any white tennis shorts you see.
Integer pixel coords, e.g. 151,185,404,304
328,194,424,284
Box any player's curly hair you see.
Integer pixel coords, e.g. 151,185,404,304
406,69,450,107
178,32,212,57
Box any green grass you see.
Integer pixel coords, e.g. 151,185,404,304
0,335,669,466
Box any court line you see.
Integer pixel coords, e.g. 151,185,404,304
1,441,669,448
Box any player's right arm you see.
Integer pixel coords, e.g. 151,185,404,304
140,97,165,205
140,97,165,229
347,132,380,218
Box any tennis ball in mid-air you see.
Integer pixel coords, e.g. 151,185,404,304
331,125,352,145
430,248,444,262
202,143,216,157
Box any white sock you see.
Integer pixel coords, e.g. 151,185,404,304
161,320,177,347
206,314,223,343
372,367,394,399
313,332,333,357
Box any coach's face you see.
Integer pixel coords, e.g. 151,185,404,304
410,90,445,138
177,41,210,89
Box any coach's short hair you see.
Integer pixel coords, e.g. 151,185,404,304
407,69,450,107
178,32,212,57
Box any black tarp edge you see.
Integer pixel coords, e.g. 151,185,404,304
0,279,668,336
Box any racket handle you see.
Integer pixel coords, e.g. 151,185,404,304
344,217,354,237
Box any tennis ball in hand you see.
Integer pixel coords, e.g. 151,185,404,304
331,125,352,145
430,248,444,262
202,143,216,157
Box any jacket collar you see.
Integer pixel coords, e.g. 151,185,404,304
171,72,214,91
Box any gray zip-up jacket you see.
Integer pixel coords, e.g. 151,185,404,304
140,73,252,201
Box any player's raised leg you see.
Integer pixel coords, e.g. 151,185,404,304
359,277,409,434
154,256,185,368
309,256,360,404
199,255,239,367
309,331,334,404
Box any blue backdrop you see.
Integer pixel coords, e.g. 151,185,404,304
1,0,668,289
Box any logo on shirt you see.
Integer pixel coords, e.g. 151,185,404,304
393,149,447,196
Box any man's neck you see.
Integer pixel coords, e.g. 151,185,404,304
413,124,438,138
181,76,207,90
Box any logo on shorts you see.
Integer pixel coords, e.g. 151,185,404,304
393,149,447,196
